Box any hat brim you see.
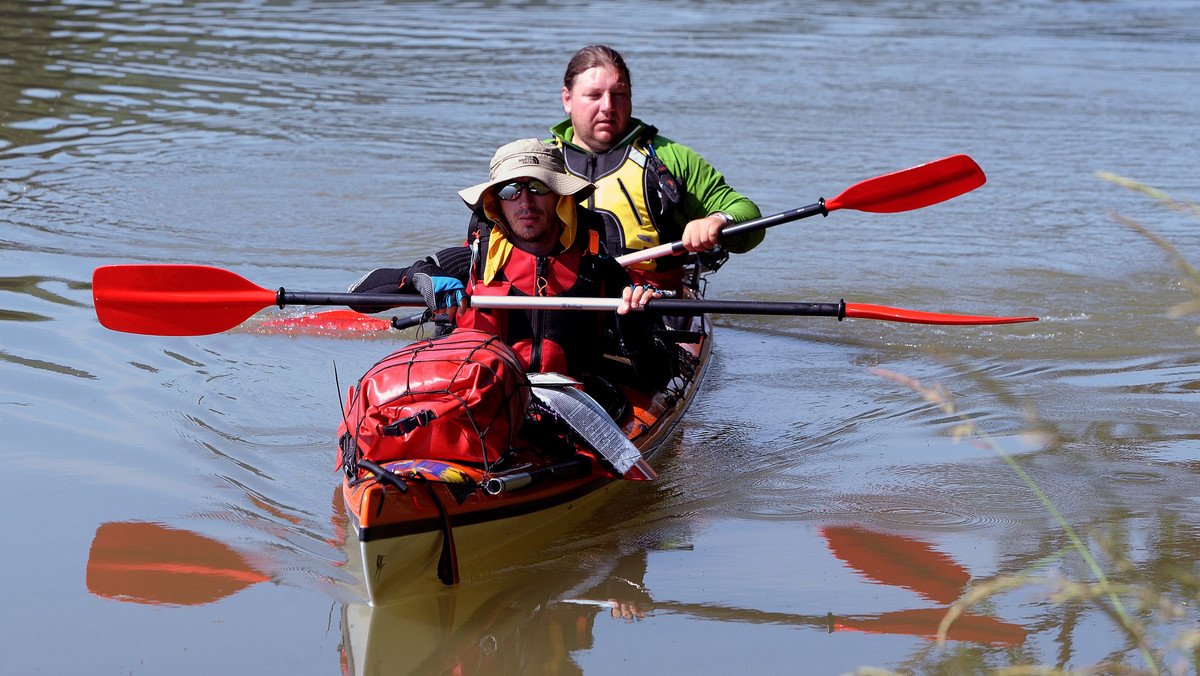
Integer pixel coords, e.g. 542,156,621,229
459,170,594,209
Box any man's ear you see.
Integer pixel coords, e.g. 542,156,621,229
561,85,572,114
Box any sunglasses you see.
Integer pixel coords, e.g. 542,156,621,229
495,179,554,201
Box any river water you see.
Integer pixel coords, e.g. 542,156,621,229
3,0,1200,673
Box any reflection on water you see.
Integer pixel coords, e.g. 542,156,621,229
824,526,970,606
89,519,1034,674
87,521,269,606
0,274,97,376
821,527,1026,645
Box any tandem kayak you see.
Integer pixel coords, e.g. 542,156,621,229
337,283,713,605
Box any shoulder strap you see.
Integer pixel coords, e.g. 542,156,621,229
634,126,682,211
466,207,495,244
471,228,492,281
577,209,610,256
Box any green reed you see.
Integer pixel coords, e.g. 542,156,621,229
1096,173,1200,330
855,177,1200,676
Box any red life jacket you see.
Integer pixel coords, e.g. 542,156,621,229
457,226,608,376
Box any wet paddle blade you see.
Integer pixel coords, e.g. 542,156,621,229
93,264,277,335
254,309,395,335
827,154,986,214
844,303,1037,325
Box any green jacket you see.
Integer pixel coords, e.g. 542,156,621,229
550,117,763,256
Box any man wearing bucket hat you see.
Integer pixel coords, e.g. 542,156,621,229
350,138,670,389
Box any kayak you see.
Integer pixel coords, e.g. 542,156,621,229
338,280,713,605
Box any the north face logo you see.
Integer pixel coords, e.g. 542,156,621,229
518,156,540,165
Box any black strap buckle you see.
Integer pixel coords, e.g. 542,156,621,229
380,409,437,436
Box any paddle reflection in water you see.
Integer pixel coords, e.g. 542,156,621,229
822,526,1027,645
85,518,1028,673
86,522,269,607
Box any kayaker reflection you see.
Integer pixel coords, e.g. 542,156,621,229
513,552,655,674
349,137,672,394
563,549,653,622
547,45,762,291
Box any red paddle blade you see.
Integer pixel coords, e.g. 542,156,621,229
93,264,277,336
255,309,393,335
845,303,1037,325
87,522,269,606
826,155,986,214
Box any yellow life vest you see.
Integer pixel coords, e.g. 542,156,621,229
558,135,682,275
588,144,659,271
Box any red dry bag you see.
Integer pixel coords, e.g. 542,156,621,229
338,329,529,467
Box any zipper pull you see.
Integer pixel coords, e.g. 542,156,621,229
536,257,549,297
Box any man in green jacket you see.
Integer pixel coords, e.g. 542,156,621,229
552,44,762,290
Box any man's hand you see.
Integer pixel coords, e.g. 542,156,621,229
680,213,732,252
607,599,645,621
618,283,661,315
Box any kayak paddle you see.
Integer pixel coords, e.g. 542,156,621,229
616,154,986,266
92,264,1037,336
473,296,1037,325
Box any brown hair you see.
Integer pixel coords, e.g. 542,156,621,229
563,45,631,91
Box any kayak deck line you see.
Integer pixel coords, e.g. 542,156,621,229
355,472,612,543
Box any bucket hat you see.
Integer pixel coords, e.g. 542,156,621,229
458,138,594,208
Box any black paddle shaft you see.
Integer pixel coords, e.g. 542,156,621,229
643,298,846,319
277,289,425,309
660,201,828,257
277,288,848,319
719,200,827,242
